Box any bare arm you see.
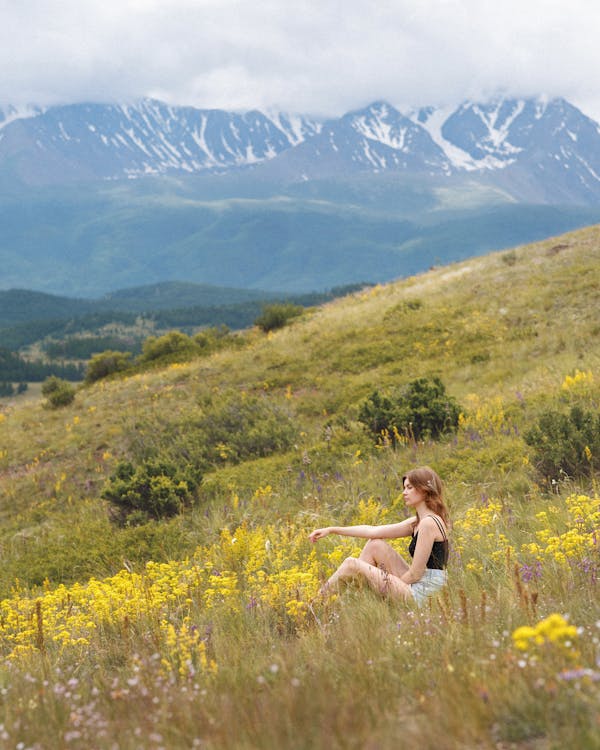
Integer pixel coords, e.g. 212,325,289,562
309,517,416,544
400,517,439,584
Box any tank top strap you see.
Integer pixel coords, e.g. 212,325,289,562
426,514,448,540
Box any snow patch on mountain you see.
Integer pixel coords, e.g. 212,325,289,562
264,110,322,145
414,100,531,170
473,99,525,151
0,104,43,131
351,102,409,150
412,106,479,170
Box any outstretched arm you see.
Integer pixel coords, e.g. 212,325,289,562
309,517,415,544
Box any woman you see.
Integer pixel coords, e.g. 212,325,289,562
309,466,449,607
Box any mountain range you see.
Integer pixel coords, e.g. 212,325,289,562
2,95,600,297
3,96,600,203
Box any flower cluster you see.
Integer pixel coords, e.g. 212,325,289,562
512,613,578,656
452,499,514,573
454,499,503,531
561,369,594,394
458,394,507,437
0,516,366,667
450,490,599,579
161,617,217,679
524,493,599,565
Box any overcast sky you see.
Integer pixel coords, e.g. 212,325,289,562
2,0,600,120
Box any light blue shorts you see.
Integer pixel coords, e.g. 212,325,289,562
410,569,448,607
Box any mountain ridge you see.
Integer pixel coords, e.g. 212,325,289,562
2,95,600,204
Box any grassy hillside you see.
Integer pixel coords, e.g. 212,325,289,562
0,225,599,749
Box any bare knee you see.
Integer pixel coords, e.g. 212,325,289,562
340,556,359,575
360,538,389,564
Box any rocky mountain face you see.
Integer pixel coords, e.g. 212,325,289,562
2,96,600,203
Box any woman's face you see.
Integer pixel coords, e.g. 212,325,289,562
403,478,425,507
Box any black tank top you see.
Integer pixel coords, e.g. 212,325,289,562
408,515,449,570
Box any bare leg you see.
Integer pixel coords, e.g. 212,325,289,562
322,539,413,600
359,539,410,577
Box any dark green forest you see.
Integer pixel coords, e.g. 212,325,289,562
0,347,84,384
0,283,366,384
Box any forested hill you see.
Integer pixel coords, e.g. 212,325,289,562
0,282,365,353
0,283,280,327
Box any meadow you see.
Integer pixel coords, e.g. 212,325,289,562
0,225,599,749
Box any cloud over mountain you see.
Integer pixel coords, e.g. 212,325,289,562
2,1,600,121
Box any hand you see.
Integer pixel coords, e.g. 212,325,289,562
309,527,330,543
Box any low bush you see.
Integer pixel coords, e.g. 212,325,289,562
358,377,460,443
138,331,199,365
193,325,231,352
41,376,76,408
101,458,201,526
524,405,600,480
85,350,133,383
194,390,299,464
254,303,304,333
0,381,13,397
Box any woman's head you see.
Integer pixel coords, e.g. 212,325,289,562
403,466,449,524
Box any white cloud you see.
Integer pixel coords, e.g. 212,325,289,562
1,0,600,119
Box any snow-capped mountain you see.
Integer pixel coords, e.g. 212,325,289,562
2,95,600,203
0,99,321,182
412,98,600,203
258,101,453,180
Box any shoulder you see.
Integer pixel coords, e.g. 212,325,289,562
419,515,447,536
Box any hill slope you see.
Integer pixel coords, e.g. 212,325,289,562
1,222,598,577
0,225,598,749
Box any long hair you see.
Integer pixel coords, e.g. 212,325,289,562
403,466,450,528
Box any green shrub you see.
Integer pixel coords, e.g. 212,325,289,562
357,390,397,437
524,405,600,480
358,377,460,443
139,331,199,365
121,389,297,473
193,325,231,352
41,376,63,396
41,376,76,408
254,303,303,333
85,350,133,383
101,458,200,526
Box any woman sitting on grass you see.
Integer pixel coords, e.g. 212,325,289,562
309,466,449,607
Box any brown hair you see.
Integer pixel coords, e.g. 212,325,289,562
403,466,450,527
